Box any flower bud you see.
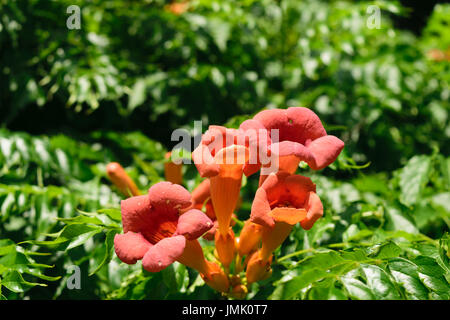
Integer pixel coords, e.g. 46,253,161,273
230,284,248,300
201,261,230,293
215,228,236,267
164,152,183,185
237,220,263,256
246,250,272,284
106,162,141,197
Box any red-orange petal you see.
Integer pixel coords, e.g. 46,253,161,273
175,209,213,240
120,195,151,233
142,235,186,272
202,220,218,241
148,181,192,210
114,232,152,264
269,207,307,225
307,135,345,170
192,143,220,177
300,192,324,230
250,186,275,229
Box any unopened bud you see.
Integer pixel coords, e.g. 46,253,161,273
246,250,272,284
215,228,236,267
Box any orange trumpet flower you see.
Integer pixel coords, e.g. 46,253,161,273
192,126,251,268
247,172,323,283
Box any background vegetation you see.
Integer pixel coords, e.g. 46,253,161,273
0,0,448,300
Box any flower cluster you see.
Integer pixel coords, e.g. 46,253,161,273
108,107,344,297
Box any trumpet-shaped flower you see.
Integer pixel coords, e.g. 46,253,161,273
190,179,238,241
250,172,323,261
243,107,344,181
192,126,254,267
114,182,214,273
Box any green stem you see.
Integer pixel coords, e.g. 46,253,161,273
277,248,315,263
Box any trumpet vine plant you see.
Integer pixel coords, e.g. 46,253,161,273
109,107,345,298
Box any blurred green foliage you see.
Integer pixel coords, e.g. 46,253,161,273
1,0,449,170
0,0,449,300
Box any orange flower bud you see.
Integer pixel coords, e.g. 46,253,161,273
164,152,183,185
237,220,263,256
106,162,141,197
165,1,189,15
201,261,230,293
230,284,248,300
214,228,236,267
245,250,272,284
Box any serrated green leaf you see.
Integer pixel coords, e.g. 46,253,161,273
360,264,402,299
368,242,402,260
388,258,429,300
414,256,450,299
341,276,375,300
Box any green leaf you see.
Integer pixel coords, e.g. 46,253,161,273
384,205,419,234
0,239,16,256
341,275,375,300
360,264,402,300
162,262,189,294
89,230,118,276
367,242,402,260
128,79,147,111
97,208,122,222
1,270,46,293
22,224,103,250
307,280,347,300
388,258,429,300
414,256,450,299
275,268,330,299
66,229,102,250
439,157,450,189
399,155,432,207
57,215,104,226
